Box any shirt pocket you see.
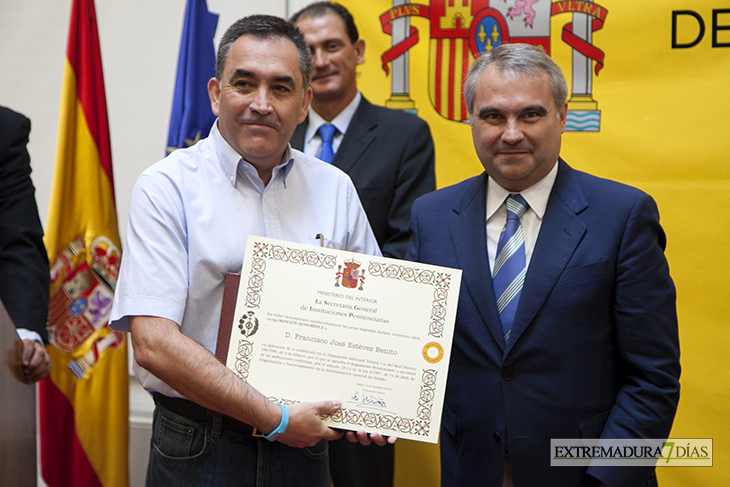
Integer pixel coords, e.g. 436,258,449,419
318,237,345,250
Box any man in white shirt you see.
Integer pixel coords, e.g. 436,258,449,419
110,15,390,487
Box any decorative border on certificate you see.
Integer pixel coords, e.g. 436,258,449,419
367,262,452,338
224,238,461,442
326,368,438,437
233,243,338,380
265,368,438,438
246,241,337,309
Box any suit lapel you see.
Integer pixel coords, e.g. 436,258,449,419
291,118,307,151
449,174,507,351
505,160,588,354
332,98,377,173
291,98,376,172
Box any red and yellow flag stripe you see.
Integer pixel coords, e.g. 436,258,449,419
39,1,128,486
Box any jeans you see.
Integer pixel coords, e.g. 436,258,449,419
147,402,330,487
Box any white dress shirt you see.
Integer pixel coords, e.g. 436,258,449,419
486,162,559,272
302,91,362,158
110,121,380,397
17,328,43,343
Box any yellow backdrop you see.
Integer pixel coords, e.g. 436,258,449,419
338,0,730,485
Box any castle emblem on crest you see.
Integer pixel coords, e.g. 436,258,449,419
379,0,608,131
335,259,365,290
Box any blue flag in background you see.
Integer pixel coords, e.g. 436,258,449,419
166,0,218,153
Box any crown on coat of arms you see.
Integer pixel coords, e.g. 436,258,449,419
344,259,361,270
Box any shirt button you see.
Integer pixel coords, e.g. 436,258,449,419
493,432,501,443
263,195,268,201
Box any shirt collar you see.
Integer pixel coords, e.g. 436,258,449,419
486,161,559,221
211,120,295,188
211,120,242,188
305,91,362,145
272,146,295,186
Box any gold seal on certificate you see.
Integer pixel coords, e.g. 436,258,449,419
217,236,461,443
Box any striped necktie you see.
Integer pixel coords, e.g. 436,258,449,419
316,124,337,163
492,194,529,343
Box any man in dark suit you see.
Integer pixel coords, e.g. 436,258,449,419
289,3,435,485
290,2,435,261
0,105,51,383
406,44,680,487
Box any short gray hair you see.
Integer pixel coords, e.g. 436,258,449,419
463,44,568,117
215,14,312,90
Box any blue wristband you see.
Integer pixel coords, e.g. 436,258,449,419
264,403,289,442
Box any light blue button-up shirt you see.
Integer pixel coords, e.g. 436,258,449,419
110,122,380,396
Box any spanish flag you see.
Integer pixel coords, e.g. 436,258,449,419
39,0,129,485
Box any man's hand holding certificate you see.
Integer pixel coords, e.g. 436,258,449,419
218,236,461,443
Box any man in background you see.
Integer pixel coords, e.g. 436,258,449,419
0,105,51,383
406,44,680,486
290,6,434,483
290,2,435,261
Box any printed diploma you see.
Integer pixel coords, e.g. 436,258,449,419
217,236,461,443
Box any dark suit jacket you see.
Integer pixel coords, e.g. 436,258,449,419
0,106,50,341
291,96,435,259
406,160,680,487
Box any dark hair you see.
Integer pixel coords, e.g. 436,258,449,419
290,2,359,44
215,14,312,89
463,43,568,118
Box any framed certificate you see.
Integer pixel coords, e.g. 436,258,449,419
216,236,461,443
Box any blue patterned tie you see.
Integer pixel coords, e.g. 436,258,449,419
492,194,529,342
317,124,337,163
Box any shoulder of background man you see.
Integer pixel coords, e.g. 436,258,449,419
356,95,432,136
0,105,28,123
0,105,30,146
